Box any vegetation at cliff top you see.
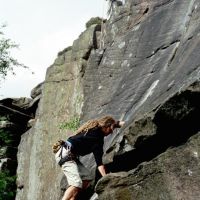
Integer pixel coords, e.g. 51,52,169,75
0,24,27,80
59,117,80,132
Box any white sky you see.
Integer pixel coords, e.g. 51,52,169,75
0,0,108,99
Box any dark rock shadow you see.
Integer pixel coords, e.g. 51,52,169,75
105,90,200,173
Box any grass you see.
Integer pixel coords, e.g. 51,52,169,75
59,117,80,132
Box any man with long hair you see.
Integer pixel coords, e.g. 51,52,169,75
53,116,125,200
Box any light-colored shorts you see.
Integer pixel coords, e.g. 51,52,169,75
61,159,92,188
55,143,92,188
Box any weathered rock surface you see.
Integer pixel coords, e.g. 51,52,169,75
16,24,101,200
15,0,200,199
30,82,43,99
0,96,39,119
96,132,200,200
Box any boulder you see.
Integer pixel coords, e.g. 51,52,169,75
96,132,200,200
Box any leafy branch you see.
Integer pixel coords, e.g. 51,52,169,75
0,24,27,80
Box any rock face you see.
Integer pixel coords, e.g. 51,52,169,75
15,0,200,200
96,132,200,200
0,97,38,199
16,24,101,200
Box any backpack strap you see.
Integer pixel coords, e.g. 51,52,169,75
59,145,64,159
58,141,76,166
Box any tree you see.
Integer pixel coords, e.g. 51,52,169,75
0,24,26,80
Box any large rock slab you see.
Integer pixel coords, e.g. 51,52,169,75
82,0,200,162
96,132,200,200
84,0,200,117
16,24,101,200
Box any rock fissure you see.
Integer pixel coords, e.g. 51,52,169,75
110,12,130,25
146,40,180,59
96,50,105,66
165,41,180,67
183,0,195,32
153,0,175,11
0,105,33,119
162,0,196,71
45,77,79,83
82,47,93,60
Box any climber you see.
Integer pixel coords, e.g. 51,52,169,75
53,115,125,200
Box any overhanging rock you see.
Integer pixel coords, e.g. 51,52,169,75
96,132,200,200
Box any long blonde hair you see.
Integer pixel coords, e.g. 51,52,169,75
76,116,116,134
52,140,65,154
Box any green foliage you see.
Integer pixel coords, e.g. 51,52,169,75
59,117,80,132
0,129,13,145
0,171,16,200
85,17,105,29
0,116,7,121
0,24,27,80
0,115,13,145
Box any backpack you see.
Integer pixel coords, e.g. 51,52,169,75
53,140,75,166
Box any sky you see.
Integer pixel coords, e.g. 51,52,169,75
0,0,108,99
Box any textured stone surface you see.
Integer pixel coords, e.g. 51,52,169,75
96,132,200,200
15,0,200,199
83,0,200,121
16,24,101,200
81,0,200,162
0,98,31,111
0,97,39,118
30,82,43,99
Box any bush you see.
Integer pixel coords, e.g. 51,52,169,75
0,171,16,200
0,129,13,145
